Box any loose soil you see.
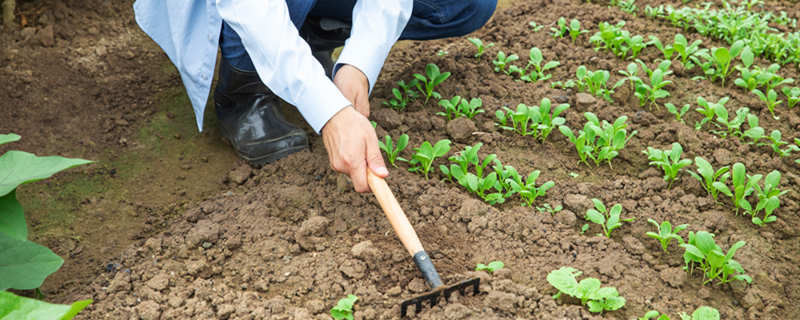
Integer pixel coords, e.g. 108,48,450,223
4,0,800,319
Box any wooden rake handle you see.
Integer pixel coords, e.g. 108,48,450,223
366,170,424,256
367,170,444,288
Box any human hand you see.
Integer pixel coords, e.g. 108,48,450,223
321,106,388,192
333,64,370,118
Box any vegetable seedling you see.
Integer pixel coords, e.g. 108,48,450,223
643,142,693,188
681,231,752,285
413,63,450,104
783,87,799,109
550,17,568,39
646,219,688,252
751,88,782,119
583,198,634,238
568,19,589,43
665,103,690,123
378,134,409,167
716,162,761,214
383,79,419,111
506,170,555,207
521,47,560,82
409,139,451,179
330,294,358,320
634,66,672,108
547,267,626,313
475,261,504,273
694,96,729,130
495,98,569,141
758,129,799,157
705,40,746,87
711,106,749,138
493,51,519,74
749,170,788,226
467,37,494,59
688,157,730,202
641,306,721,320
575,66,619,102
529,21,544,32
559,113,637,167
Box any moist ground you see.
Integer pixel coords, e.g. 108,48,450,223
3,0,800,319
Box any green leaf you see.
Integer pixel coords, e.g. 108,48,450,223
0,151,93,197
0,233,64,290
586,209,605,225
330,294,358,320
546,267,580,296
0,291,92,320
0,191,26,240
0,134,21,146
691,306,720,320
694,231,717,254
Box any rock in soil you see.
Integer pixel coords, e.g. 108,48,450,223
446,117,477,141
575,92,596,107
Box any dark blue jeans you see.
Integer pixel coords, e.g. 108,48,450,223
220,0,497,71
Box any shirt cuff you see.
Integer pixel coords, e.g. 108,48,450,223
295,76,352,133
334,39,392,94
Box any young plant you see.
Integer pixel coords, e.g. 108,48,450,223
576,66,618,102
583,198,633,238
681,231,752,285
413,63,450,104
694,96,729,130
590,21,630,59
506,170,555,207
712,106,750,138
783,87,799,109
665,103,690,123
688,157,730,202
673,34,705,69
495,98,569,141
550,17,568,39
382,79,419,111
751,88,782,119
467,37,494,59
521,47,560,82
649,35,675,61
547,267,626,313
634,66,672,108
551,80,576,89
616,62,641,92
641,306,721,320
330,294,358,320
378,134,409,167
643,143,693,188
715,162,761,214
704,40,746,86
437,96,484,120
529,21,544,32
493,51,519,75
559,113,637,167
408,139,451,179
759,129,799,157
646,219,688,252
750,170,787,226
568,19,588,43
475,261,504,273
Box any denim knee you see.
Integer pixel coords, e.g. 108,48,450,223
402,0,497,40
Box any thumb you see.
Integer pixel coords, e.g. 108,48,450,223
366,132,388,178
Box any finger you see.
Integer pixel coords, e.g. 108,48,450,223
350,158,370,193
365,129,388,178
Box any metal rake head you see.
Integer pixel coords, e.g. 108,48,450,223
400,278,480,317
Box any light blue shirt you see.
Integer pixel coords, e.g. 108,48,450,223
133,0,412,133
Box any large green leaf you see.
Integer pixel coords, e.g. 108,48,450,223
0,134,21,146
0,291,91,320
0,191,26,240
0,233,63,291
0,151,93,197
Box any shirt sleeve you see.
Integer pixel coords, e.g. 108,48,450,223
334,0,413,93
215,0,352,134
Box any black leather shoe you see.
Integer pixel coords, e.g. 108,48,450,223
214,59,309,165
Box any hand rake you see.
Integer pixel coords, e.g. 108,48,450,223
367,171,480,317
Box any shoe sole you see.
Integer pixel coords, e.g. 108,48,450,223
235,144,308,167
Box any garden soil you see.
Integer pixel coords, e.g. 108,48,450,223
4,0,800,319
